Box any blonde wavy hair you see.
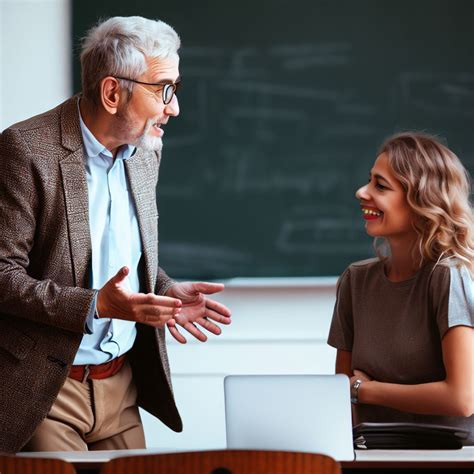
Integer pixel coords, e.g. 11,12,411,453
378,132,474,277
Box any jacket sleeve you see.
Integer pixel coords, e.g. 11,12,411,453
0,128,94,334
155,267,177,296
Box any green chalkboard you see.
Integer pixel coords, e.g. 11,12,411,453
73,0,474,278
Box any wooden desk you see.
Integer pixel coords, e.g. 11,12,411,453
18,447,474,473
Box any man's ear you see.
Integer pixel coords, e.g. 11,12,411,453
100,77,122,114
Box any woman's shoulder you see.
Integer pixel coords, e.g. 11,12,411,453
428,259,474,327
428,258,473,287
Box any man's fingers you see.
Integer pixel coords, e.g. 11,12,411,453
138,309,174,327
206,298,232,318
197,317,221,335
192,282,225,295
131,292,182,308
205,308,231,325
184,322,208,342
111,266,129,286
167,324,187,344
139,304,181,320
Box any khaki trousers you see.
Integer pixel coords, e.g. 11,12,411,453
24,361,145,451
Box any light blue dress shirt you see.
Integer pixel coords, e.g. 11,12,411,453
74,102,142,365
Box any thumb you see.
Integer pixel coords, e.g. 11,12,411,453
111,266,129,286
192,282,225,295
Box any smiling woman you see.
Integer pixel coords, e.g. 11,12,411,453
356,152,419,248
327,132,474,445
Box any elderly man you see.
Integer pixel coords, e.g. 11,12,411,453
0,16,231,452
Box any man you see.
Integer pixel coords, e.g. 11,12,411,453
0,16,231,452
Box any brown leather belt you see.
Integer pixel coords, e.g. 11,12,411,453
68,354,126,383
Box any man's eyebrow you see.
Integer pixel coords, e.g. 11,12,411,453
154,75,181,84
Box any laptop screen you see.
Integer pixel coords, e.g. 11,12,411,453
224,374,354,461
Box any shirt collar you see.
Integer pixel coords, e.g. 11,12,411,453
77,98,136,160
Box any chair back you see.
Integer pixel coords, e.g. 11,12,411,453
100,450,340,474
0,455,76,474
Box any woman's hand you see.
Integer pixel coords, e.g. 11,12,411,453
351,369,373,385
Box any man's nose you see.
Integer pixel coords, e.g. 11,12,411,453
165,95,180,117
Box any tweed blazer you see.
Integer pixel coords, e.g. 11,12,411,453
0,97,182,453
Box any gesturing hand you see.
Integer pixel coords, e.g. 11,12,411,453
165,282,231,343
97,267,182,327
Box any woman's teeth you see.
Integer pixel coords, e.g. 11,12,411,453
362,208,382,216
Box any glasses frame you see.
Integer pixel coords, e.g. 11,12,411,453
114,76,181,105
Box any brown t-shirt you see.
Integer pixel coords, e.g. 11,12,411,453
327,258,474,444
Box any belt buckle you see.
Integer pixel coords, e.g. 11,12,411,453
81,365,90,383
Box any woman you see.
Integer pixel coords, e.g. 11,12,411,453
328,132,474,444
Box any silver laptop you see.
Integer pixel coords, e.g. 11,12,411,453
224,374,354,461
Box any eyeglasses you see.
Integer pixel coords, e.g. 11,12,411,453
115,76,181,104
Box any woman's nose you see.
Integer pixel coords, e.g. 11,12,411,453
355,183,370,201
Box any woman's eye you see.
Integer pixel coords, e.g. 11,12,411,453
375,182,387,190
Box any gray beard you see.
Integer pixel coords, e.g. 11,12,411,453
132,119,163,152
115,110,163,152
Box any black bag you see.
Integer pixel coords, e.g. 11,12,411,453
353,422,469,449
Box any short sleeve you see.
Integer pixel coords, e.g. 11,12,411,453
327,267,354,351
432,264,474,339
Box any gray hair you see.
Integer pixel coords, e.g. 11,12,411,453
80,16,181,106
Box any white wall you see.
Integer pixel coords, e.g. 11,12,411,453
0,1,339,451
0,0,71,131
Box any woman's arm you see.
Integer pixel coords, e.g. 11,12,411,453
356,325,474,417
336,349,353,377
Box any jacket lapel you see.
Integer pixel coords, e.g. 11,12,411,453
57,97,158,292
59,98,92,287
125,152,158,294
